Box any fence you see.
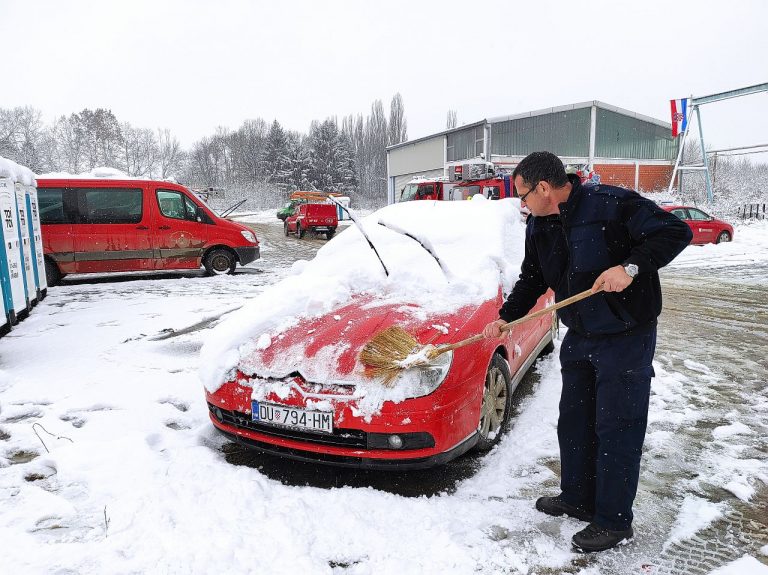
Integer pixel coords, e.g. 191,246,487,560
737,203,767,220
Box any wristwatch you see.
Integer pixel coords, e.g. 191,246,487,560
623,263,639,278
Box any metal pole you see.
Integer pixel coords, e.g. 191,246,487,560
694,105,714,203
667,103,692,194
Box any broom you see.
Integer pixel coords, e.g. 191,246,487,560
360,287,601,385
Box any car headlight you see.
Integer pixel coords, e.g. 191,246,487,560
240,230,257,243
395,349,453,399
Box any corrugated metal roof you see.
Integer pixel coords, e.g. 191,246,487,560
386,101,671,152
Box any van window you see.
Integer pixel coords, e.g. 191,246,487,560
157,190,198,221
38,188,70,224
77,188,143,224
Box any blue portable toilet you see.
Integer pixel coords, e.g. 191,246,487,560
15,181,37,308
0,174,28,325
25,183,47,301
0,274,8,335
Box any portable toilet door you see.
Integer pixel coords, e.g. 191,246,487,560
0,274,8,335
0,177,28,324
25,184,47,300
15,182,37,308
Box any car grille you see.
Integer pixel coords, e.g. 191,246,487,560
208,403,367,448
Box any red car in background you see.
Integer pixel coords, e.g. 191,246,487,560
284,203,338,240
662,205,734,245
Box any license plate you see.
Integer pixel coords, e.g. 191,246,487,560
251,401,333,434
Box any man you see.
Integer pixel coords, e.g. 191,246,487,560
483,152,692,552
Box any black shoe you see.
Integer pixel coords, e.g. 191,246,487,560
535,495,594,522
572,522,634,553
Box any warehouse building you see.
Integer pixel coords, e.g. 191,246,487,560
386,100,677,203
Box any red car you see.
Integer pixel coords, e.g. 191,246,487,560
284,203,338,240
36,177,259,283
204,199,556,469
662,205,734,245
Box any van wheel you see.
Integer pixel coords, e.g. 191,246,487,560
474,354,513,452
44,258,62,286
297,224,304,239
284,222,290,236
326,228,336,240
204,249,236,275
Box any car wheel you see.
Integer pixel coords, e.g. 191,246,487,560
475,354,513,452
284,222,290,236
297,223,304,239
44,257,62,286
716,231,731,243
326,228,336,240
203,248,236,275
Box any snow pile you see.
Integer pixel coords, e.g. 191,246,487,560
0,156,37,186
665,495,724,546
37,167,140,179
707,555,768,575
200,197,526,392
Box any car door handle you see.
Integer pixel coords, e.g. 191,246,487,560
136,225,149,230
159,225,171,230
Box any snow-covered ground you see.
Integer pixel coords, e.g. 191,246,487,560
1,218,766,574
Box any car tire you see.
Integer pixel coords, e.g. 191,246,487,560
203,248,236,275
297,223,304,239
326,228,336,240
474,354,513,452
44,257,62,286
284,222,290,236
716,230,731,244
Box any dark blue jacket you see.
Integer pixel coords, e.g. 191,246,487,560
499,176,693,336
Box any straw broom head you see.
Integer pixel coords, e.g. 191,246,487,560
359,326,423,386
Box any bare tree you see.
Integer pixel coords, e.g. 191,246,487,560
121,122,158,177
157,128,184,179
446,109,458,129
388,93,408,146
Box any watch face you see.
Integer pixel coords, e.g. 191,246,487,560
625,264,638,277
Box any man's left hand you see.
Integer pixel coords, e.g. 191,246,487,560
592,265,634,293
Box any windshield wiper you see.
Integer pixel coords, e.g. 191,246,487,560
377,220,450,278
326,196,389,277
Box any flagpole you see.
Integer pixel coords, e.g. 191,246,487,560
667,98,691,195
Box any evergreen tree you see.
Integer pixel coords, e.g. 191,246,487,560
262,119,290,184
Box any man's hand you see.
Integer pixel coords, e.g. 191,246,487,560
592,265,634,293
482,319,507,339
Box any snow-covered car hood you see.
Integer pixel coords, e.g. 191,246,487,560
200,197,527,393
235,294,489,384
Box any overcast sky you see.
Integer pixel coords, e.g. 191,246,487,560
3,0,767,157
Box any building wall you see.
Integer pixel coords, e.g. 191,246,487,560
594,163,673,192
388,137,444,178
491,108,591,158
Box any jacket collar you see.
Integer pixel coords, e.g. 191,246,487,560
558,174,583,225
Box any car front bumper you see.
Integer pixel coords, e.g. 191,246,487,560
234,246,260,265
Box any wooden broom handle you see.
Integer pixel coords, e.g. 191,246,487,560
432,287,601,354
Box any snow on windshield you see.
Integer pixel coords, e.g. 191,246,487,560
200,197,527,392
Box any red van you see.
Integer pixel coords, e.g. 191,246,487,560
36,178,260,284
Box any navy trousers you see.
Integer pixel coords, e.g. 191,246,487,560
557,327,656,530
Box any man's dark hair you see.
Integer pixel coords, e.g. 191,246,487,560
512,151,568,188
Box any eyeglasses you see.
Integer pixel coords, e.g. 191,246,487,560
518,181,539,203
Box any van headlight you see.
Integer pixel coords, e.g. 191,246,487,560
397,350,453,398
240,230,257,243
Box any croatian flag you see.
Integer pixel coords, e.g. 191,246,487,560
670,98,688,137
